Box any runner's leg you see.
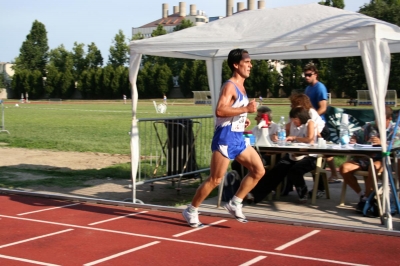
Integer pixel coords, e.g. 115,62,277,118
191,150,230,207
234,146,265,199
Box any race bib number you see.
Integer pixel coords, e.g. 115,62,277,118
231,114,247,132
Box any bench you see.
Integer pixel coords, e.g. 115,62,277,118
347,99,358,106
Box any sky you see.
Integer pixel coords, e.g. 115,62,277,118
1,0,371,64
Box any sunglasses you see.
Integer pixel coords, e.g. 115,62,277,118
304,73,314,77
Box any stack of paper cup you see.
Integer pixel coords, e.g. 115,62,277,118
318,138,326,148
341,113,349,124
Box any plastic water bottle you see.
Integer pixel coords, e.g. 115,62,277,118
243,131,255,145
278,116,286,146
339,114,350,147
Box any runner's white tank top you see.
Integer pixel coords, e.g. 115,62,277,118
212,80,249,145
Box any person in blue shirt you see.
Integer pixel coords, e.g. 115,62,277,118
304,64,340,186
304,64,328,121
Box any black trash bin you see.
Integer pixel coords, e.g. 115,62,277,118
164,119,199,179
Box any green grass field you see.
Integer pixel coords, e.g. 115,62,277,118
0,100,214,153
0,98,365,154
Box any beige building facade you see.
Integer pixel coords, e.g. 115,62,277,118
132,1,267,38
132,2,208,38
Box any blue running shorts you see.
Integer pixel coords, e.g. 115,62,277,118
212,141,248,160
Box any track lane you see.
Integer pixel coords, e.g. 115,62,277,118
1,194,398,265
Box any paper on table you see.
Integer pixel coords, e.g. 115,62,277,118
294,143,310,146
327,144,342,149
354,144,381,149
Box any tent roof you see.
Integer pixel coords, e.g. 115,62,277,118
129,3,400,60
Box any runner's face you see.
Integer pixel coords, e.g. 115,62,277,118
235,53,252,78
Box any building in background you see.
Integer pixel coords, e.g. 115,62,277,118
132,1,267,38
132,2,209,38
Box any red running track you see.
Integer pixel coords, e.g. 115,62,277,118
0,194,399,266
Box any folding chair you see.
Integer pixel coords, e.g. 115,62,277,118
309,155,331,204
152,119,201,192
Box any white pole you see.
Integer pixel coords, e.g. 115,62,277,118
0,100,10,134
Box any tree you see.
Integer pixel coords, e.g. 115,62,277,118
119,66,130,97
151,24,167,37
244,60,281,97
14,20,49,76
71,42,87,78
192,60,208,92
281,59,308,96
98,65,113,98
360,0,400,23
221,60,231,83
132,32,144,40
11,70,28,99
359,0,400,93
110,66,125,98
79,68,96,98
93,67,104,98
86,42,103,69
173,19,194,31
318,0,345,9
154,63,173,95
178,63,191,97
137,62,152,97
0,75,4,88
330,56,367,98
108,30,129,67
47,45,75,98
178,60,208,97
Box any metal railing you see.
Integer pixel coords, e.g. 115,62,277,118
136,115,214,191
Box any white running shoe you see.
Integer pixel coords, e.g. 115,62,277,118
224,200,248,223
182,208,203,228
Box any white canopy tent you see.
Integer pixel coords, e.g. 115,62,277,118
129,3,400,229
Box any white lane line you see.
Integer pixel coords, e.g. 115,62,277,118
0,214,368,266
275,230,320,251
0,254,60,266
83,241,160,266
239,256,267,266
17,203,80,216
0,229,74,249
173,220,227,237
88,211,148,225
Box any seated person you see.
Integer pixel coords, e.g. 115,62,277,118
249,106,317,203
290,93,325,138
290,93,339,187
339,106,400,212
231,106,280,177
